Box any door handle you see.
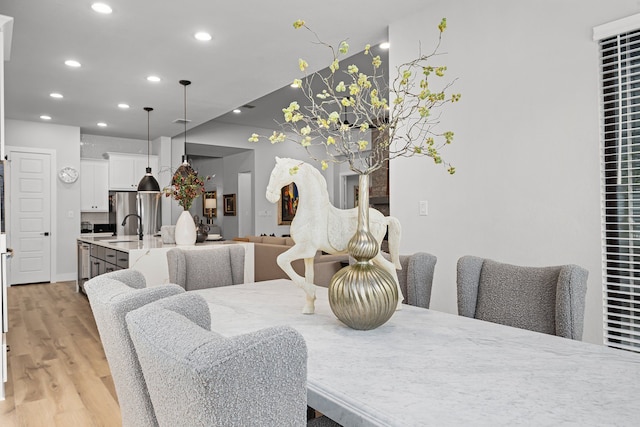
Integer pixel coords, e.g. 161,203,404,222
41,232,50,236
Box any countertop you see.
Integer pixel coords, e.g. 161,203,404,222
77,235,226,252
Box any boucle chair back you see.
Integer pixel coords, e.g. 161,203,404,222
126,293,308,426
167,245,245,291
84,269,184,427
456,256,588,339
396,252,437,309
377,252,437,308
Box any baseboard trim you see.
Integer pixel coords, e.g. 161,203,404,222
54,273,77,283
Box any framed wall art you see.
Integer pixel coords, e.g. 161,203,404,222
223,193,236,216
278,183,298,225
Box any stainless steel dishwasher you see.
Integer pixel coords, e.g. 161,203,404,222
77,241,91,294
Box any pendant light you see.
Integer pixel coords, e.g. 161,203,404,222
137,107,161,192
174,80,216,184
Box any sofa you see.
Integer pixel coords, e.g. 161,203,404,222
234,235,348,287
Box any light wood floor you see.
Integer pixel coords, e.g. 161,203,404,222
0,281,121,426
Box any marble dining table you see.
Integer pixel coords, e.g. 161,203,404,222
194,279,640,426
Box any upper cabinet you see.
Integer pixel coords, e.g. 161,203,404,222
81,159,109,212
107,152,158,191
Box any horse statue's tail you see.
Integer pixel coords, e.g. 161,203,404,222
386,216,402,269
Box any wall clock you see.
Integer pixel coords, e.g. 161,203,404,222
58,166,79,183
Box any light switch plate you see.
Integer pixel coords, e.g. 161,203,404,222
419,201,428,216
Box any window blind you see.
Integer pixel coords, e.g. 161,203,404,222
598,29,640,353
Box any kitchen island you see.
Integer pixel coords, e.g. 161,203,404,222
77,235,254,290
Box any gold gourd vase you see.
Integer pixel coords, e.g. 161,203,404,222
328,174,398,330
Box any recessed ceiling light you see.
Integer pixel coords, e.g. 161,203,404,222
65,59,81,68
233,109,241,114
146,75,161,82
40,115,52,120
50,93,63,99
194,32,212,41
118,103,130,109
379,42,390,49
91,3,112,14
97,122,107,127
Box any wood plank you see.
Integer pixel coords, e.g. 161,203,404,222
74,335,112,378
70,371,121,427
100,375,118,403
6,325,30,357
14,398,56,427
36,358,86,415
53,334,98,376
28,329,57,362
54,408,98,427
0,354,17,426
10,354,45,405
21,301,49,335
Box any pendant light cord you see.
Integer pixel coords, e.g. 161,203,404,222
147,109,150,168
143,107,153,170
179,80,191,151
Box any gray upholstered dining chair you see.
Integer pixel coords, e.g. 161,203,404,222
126,292,339,427
397,252,437,309
84,269,185,427
376,252,437,308
456,256,588,340
166,245,245,291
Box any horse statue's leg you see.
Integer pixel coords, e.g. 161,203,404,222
372,253,404,310
276,244,318,314
303,257,315,309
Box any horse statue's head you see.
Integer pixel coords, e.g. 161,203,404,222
266,157,304,203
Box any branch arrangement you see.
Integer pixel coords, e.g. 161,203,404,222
250,18,460,175
163,162,210,211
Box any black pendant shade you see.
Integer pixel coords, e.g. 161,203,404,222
138,107,161,193
138,168,160,192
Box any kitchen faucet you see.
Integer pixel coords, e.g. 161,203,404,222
122,214,143,240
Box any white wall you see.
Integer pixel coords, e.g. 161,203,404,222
389,0,640,345
6,119,80,281
170,136,185,223
80,133,147,159
154,136,172,226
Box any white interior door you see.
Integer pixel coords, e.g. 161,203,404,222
238,172,252,237
9,150,52,285
340,172,359,209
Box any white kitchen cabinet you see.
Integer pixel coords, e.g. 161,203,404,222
107,152,158,191
81,159,109,211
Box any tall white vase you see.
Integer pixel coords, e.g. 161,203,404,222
175,210,196,246
328,173,398,330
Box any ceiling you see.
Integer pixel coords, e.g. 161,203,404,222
0,0,427,141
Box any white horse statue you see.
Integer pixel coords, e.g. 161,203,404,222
266,157,403,314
